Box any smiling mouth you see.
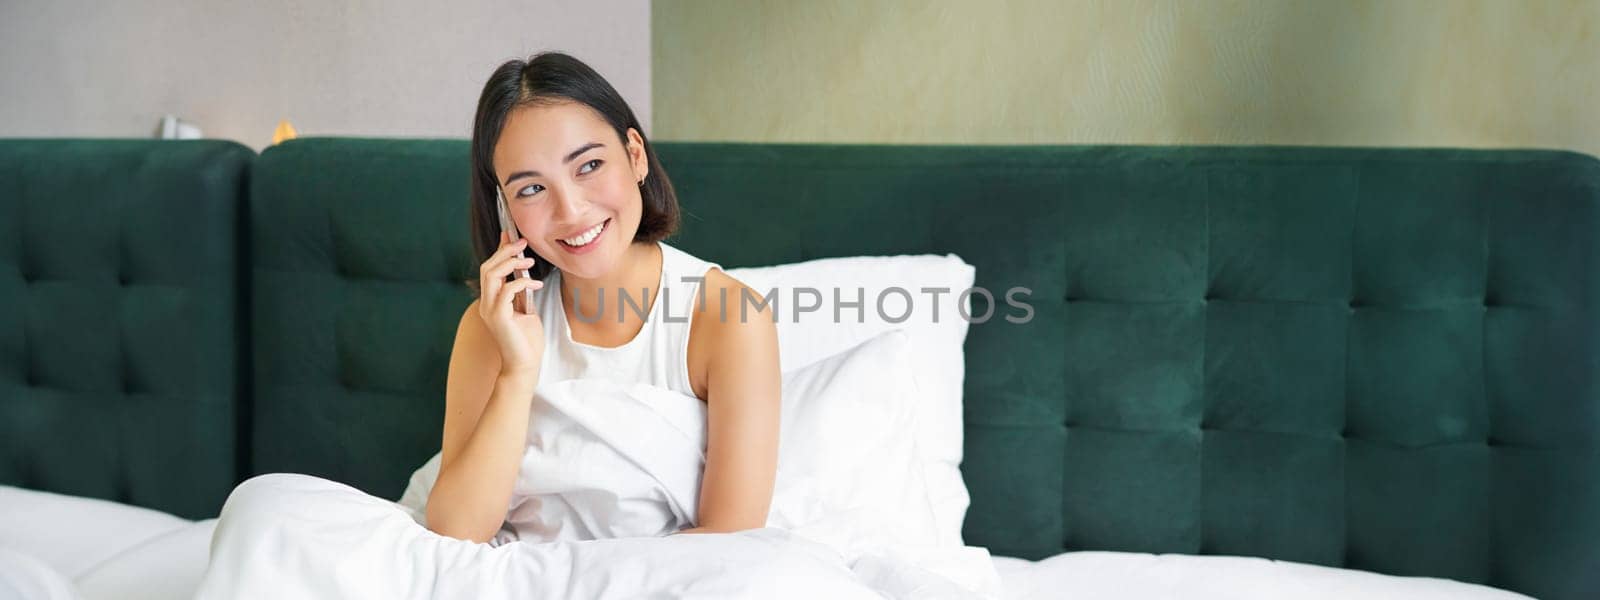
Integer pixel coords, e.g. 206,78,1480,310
558,218,610,248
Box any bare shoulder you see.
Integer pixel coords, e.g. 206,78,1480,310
695,268,777,338
687,268,779,398
453,299,499,366
457,299,487,340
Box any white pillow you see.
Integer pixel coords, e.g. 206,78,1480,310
767,329,941,552
727,254,975,547
396,330,942,552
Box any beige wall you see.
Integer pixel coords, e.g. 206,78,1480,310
0,0,650,150
653,0,1600,157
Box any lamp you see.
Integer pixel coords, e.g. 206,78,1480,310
272,119,298,145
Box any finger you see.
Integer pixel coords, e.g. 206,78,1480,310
494,237,528,262
486,256,538,283
481,271,502,318
481,239,525,282
511,278,546,314
480,256,515,310
502,276,545,299
483,234,527,270
495,277,543,315
480,247,531,305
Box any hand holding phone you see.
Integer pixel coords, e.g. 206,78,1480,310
496,188,536,313
477,187,545,378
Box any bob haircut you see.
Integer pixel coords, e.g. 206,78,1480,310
465,51,678,294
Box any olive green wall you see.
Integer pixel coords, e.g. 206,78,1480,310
652,0,1599,156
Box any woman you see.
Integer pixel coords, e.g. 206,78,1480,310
197,55,887,599
423,51,782,544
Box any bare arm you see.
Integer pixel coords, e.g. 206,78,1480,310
676,274,781,534
425,300,541,544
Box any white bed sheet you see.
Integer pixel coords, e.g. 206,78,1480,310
991,553,1532,600
0,486,215,600
0,485,1534,600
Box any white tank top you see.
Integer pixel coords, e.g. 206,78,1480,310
530,241,722,399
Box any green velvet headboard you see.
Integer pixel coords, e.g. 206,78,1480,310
656,143,1600,600
247,139,474,496
5,137,1598,599
246,139,1600,599
0,139,251,519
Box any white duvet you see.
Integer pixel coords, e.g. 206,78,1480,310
192,379,999,599
0,484,1534,600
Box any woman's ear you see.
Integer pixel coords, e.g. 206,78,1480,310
626,127,649,181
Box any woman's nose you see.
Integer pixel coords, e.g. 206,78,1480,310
549,184,587,221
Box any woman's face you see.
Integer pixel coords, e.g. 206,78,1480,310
492,100,649,281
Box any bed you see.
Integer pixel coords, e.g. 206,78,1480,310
2,138,1597,598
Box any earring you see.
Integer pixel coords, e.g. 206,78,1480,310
637,178,645,187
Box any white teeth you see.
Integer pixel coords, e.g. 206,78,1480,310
560,220,605,246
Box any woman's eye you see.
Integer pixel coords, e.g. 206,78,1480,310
513,160,599,198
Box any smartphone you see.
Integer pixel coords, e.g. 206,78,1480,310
495,187,536,313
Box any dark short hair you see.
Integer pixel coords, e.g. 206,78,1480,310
465,51,678,295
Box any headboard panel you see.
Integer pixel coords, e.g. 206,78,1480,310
0,139,251,519
654,143,1600,600
246,140,1600,599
